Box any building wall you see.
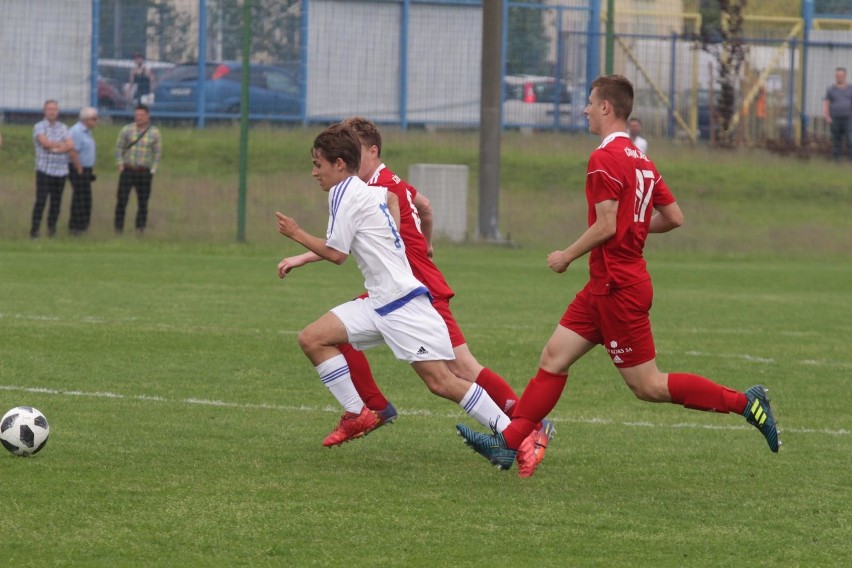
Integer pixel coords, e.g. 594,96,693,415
0,0,91,110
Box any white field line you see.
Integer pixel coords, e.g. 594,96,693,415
0,384,848,438
4,312,850,368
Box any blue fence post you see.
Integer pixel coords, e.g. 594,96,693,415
788,38,797,143
587,0,600,85
300,0,309,126
91,0,100,108
801,0,814,140
399,0,410,130
197,0,208,128
553,5,565,129
668,31,676,139
500,0,509,130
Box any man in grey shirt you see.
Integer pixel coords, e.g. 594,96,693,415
823,67,852,160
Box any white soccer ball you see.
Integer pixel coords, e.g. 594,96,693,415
0,406,50,457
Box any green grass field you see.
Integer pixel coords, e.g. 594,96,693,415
1,240,850,567
1,126,851,565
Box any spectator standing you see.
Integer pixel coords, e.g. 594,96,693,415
114,104,161,234
128,53,156,105
823,67,852,160
68,107,99,235
628,117,648,154
31,100,74,238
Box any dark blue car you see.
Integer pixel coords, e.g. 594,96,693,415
152,62,300,118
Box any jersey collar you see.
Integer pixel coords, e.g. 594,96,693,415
598,131,630,149
367,163,387,185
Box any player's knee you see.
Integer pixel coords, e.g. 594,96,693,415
416,371,455,400
423,376,449,398
297,326,320,355
625,377,668,402
446,359,477,383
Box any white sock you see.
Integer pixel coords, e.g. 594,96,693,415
315,354,363,413
459,383,510,432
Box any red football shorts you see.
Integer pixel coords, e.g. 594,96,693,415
559,279,656,368
432,297,466,348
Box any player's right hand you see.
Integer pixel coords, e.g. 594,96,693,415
547,250,571,273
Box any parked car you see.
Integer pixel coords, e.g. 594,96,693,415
98,58,175,108
503,74,586,130
97,78,126,109
151,62,300,117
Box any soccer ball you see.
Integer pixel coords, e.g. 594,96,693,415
0,406,50,457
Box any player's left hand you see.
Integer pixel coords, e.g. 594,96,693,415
277,255,306,279
275,212,299,238
547,250,571,273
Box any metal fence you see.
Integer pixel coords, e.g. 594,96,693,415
2,0,852,146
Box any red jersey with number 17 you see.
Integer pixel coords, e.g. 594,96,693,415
367,164,455,301
585,132,675,294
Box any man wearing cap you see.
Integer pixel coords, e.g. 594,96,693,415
68,106,99,235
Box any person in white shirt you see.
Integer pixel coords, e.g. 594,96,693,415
275,124,536,467
628,117,648,154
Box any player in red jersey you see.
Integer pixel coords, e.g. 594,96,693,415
344,117,555,476
457,75,780,474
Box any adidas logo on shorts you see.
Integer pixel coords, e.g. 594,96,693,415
416,346,428,355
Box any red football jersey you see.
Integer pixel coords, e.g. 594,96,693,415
585,132,675,294
368,164,455,301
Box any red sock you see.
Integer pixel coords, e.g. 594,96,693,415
475,368,519,417
339,343,388,411
667,373,747,414
502,368,567,449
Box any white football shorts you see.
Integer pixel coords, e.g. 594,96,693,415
331,294,455,363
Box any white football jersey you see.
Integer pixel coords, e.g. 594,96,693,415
325,176,424,308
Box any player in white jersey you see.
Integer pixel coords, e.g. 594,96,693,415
276,124,534,462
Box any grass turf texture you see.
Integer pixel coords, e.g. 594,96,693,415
1,242,851,567
2,126,851,565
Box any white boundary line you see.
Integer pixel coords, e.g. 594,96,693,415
1,384,848,438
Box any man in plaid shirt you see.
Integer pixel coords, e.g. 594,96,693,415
114,104,161,234
31,100,75,238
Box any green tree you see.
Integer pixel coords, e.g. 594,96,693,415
506,6,549,75
702,0,749,147
745,0,800,16
815,0,852,16
207,0,300,64
99,0,191,61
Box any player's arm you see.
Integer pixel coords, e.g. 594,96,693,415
275,212,347,265
547,198,617,273
649,202,683,234
823,99,832,123
386,191,401,229
277,251,322,279
412,192,434,256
